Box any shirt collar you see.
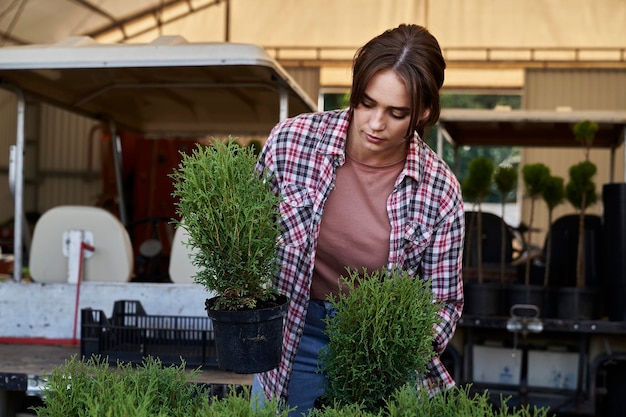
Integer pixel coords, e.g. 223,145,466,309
314,108,425,181
403,133,424,182
316,109,351,159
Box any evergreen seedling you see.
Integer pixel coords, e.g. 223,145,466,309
319,268,441,412
170,137,282,310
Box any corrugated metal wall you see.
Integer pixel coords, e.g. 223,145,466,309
525,69,626,111
37,104,103,211
521,68,626,246
0,89,102,230
0,90,17,225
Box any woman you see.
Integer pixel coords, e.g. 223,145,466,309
253,23,464,415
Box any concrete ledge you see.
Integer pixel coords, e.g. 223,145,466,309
0,282,212,339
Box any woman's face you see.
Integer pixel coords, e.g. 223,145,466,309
348,68,412,166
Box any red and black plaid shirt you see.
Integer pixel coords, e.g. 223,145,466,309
255,109,464,399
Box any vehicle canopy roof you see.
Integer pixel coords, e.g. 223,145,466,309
0,35,316,136
0,35,317,281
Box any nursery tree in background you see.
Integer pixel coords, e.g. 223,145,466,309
568,120,599,288
573,119,598,162
566,162,597,288
541,175,565,287
494,165,518,282
462,157,495,284
521,163,551,285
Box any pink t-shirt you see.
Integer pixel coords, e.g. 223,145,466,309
310,153,405,300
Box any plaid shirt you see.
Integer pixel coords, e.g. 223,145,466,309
255,109,464,399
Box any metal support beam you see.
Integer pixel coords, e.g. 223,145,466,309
279,85,288,122
108,121,128,226
5,85,25,282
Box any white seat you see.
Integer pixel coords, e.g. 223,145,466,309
29,205,133,283
168,225,200,284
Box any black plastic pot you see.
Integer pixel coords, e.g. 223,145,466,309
505,283,553,318
554,287,599,320
206,294,289,374
464,281,503,316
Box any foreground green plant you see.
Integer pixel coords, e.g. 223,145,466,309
208,384,291,417
387,384,550,417
32,354,551,417
320,268,441,412
170,137,282,310
309,384,550,417
33,355,288,417
33,355,210,417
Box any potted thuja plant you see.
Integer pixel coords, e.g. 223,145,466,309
317,267,441,412
541,175,566,289
526,174,565,318
556,120,600,319
506,163,550,313
494,164,518,283
171,137,288,374
462,156,500,315
312,268,551,417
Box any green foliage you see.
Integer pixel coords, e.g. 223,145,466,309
565,161,597,210
425,92,522,205
323,92,351,110
33,355,289,417
462,157,495,203
170,137,282,310
210,385,291,417
440,93,522,110
33,356,210,417
542,175,566,286
568,121,599,288
494,165,518,199
309,402,372,417
319,268,441,412
384,385,550,417
431,141,520,204
521,163,551,285
542,175,565,211
572,120,598,150
310,385,550,417
34,356,550,417
247,139,264,156
494,165,518,281
522,163,550,198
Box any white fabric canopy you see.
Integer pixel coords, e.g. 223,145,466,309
3,0,625,89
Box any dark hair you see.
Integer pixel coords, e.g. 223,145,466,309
349,24,446,138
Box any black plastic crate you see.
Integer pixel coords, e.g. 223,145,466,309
81,300,217,368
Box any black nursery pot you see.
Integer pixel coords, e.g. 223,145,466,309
505,283,553,318
206,294,289,374
554,287,599,320
464,281,503,316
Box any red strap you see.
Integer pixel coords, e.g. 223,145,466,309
71,241,95,344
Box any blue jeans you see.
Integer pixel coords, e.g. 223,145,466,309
252,299,333,417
